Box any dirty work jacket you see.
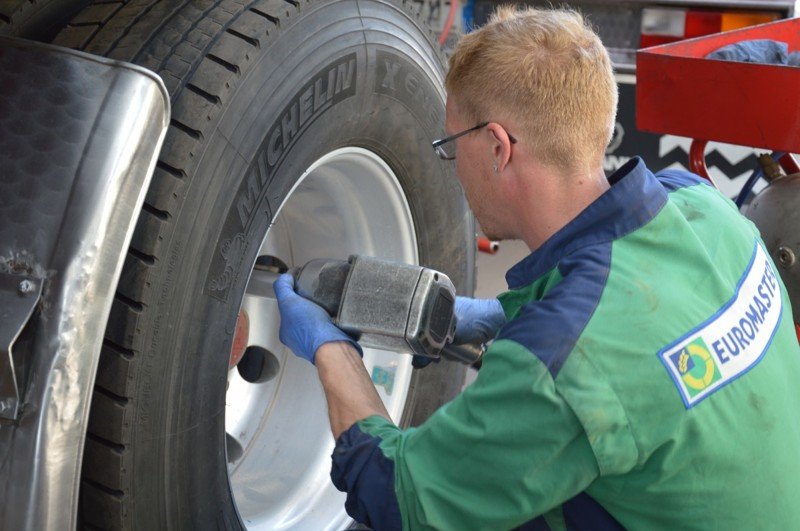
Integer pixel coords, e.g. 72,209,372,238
330,157,800,530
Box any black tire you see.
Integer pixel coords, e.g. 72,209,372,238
0,0,91,41
51,1,475,528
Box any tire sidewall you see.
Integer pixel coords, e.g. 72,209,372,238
130,1,474,527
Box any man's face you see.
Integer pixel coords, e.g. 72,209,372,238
445,97,505,240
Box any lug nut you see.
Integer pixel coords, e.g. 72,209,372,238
18,280,35,295
778,246,796,267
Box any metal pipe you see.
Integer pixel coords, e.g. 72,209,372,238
477,237,499,254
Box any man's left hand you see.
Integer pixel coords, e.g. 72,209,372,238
273,273,362,364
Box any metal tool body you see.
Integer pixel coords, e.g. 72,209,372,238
294,255,484,364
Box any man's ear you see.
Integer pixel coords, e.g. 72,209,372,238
486,122,513,172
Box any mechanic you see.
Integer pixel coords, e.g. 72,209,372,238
273,6,800,530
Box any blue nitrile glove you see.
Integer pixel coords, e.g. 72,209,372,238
454,296,507,344
273,273,362,364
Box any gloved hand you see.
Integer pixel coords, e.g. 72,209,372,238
273,273,362,364
453,296,506,345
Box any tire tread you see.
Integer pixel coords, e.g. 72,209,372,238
81,479,125,529
0,0,93,40
83,436,127,492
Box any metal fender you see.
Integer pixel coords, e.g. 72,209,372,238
0,37,169,530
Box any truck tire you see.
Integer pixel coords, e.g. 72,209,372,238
52,1,474,529
0,0,91,40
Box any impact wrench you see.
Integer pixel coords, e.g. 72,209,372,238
292,255,485,366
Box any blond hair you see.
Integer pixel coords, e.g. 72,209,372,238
445,7,617,172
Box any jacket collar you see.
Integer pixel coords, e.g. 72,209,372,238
505,157,667,289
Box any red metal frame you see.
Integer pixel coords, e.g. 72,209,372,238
637,18,800,156
689,139,715,184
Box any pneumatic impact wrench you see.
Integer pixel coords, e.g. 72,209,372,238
292,255,485,366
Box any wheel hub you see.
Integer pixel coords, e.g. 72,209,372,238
224,148,418,530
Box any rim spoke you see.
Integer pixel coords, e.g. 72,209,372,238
243,294,282,356
245,268,281,300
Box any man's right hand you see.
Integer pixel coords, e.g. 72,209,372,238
454,296,507,345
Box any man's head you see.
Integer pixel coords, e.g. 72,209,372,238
445,7,617,174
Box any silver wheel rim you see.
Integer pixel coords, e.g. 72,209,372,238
225,147,418,529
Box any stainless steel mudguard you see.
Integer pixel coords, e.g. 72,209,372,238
0,37,169,530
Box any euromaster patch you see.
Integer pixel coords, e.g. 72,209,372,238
659,242,782,408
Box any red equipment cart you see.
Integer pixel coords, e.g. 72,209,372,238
636,17,800,184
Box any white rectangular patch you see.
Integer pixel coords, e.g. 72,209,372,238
658,241,783,408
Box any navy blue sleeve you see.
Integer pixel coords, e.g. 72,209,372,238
655,169,709,192
331,423,402,530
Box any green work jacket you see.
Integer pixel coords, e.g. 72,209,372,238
331,157,800,530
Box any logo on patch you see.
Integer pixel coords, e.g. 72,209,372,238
658,241,782,408
668,337,721,397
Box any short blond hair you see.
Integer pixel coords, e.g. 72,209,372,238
446,7,617,172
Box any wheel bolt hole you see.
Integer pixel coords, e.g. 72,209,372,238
237,346,280,383
254,255,289,273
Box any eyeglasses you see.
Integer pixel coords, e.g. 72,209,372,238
431,122,518,160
